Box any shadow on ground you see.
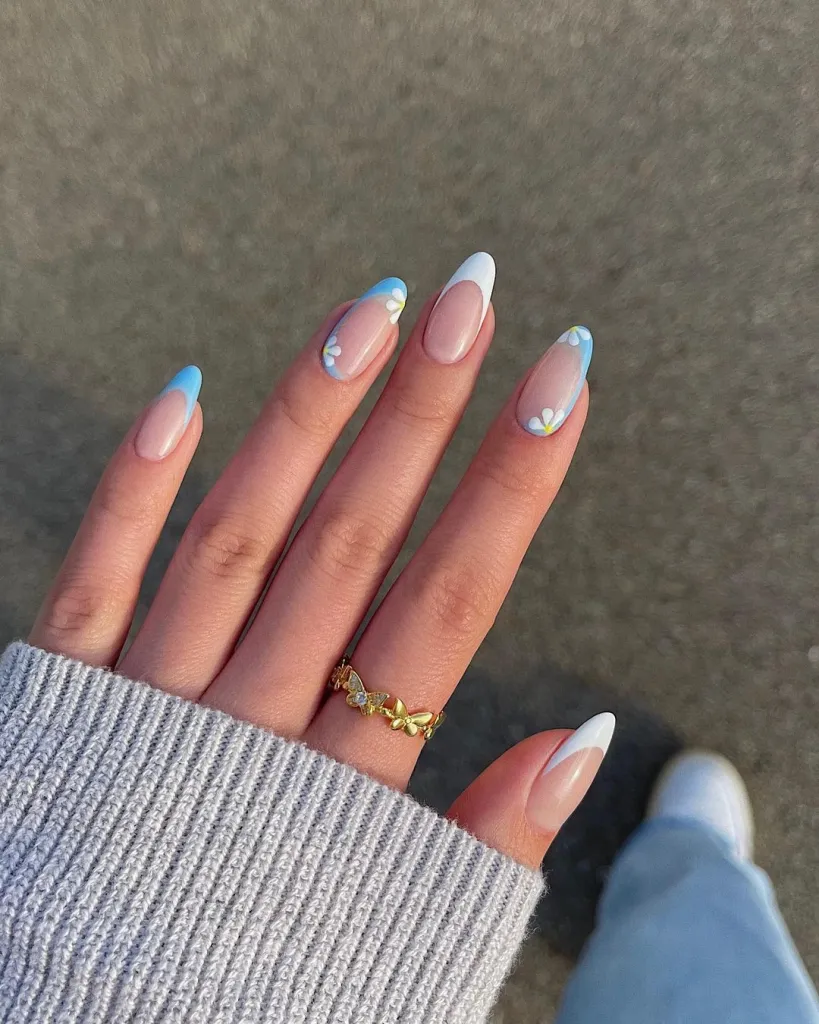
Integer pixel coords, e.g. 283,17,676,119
0,352,209,641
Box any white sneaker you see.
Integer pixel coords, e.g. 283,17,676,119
648,751,754,861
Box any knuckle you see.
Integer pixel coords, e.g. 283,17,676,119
93,476,160,533
183,512,270,584
415,563,497,642
304,504,392,583
40,581,115,645
269,377,333,442
387,380,457,430
473,447,539,502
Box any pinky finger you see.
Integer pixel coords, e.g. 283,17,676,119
446,713,615,869
29,366,203,668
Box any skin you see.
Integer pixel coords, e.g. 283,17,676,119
30,278,593,871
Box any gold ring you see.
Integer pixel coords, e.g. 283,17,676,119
329,658,445,741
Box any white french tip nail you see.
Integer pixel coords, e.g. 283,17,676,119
434,251,496,326
543,712,616,773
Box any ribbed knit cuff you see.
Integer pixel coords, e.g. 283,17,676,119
0,642,542,1024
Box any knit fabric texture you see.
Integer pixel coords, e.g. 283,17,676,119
0,642,543,1023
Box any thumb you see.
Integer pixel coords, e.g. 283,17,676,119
446,713,615,869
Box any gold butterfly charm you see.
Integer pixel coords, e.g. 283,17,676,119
422,711,446,742
386,698,437,737
328,658,445,741
344,670,390,716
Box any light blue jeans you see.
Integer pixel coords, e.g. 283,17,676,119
556,820,819,1024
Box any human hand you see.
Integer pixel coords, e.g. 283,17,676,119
29,253,610,870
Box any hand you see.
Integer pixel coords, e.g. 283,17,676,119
29,253,609,870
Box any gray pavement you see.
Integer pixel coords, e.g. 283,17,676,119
1,0,818,1018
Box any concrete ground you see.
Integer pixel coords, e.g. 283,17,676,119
1,0,818,1018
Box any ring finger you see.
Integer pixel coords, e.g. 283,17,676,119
203,253,498,735
308,325,593,788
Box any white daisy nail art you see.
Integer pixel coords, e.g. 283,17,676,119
526,407,566,435
320,277,408,381
557,325,592,347
322,336,342,365
517,325,594,437
385,287,407,324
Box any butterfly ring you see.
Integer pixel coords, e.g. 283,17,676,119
329,657,445,741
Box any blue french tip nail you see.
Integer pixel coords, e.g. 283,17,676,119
159,365,202,421
517,326,593,436
320,277,408,381
359,277,408,304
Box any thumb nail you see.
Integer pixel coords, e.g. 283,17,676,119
526,712,615,833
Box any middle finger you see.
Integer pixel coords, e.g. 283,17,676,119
309,326,593,787
204,253,497,734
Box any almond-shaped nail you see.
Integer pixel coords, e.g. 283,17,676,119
423,252,495,364
321,277,407,381
517,325,593,436
526,712,615,833
134,365,202,462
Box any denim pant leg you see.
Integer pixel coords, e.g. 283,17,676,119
555,820,819,1024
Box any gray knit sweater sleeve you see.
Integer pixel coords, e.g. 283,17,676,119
0,642,542,1024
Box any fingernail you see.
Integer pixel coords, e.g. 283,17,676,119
517,325,593,436
134,365,202,461
321,277,407,381
526,712,615,833
423,251,495,364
